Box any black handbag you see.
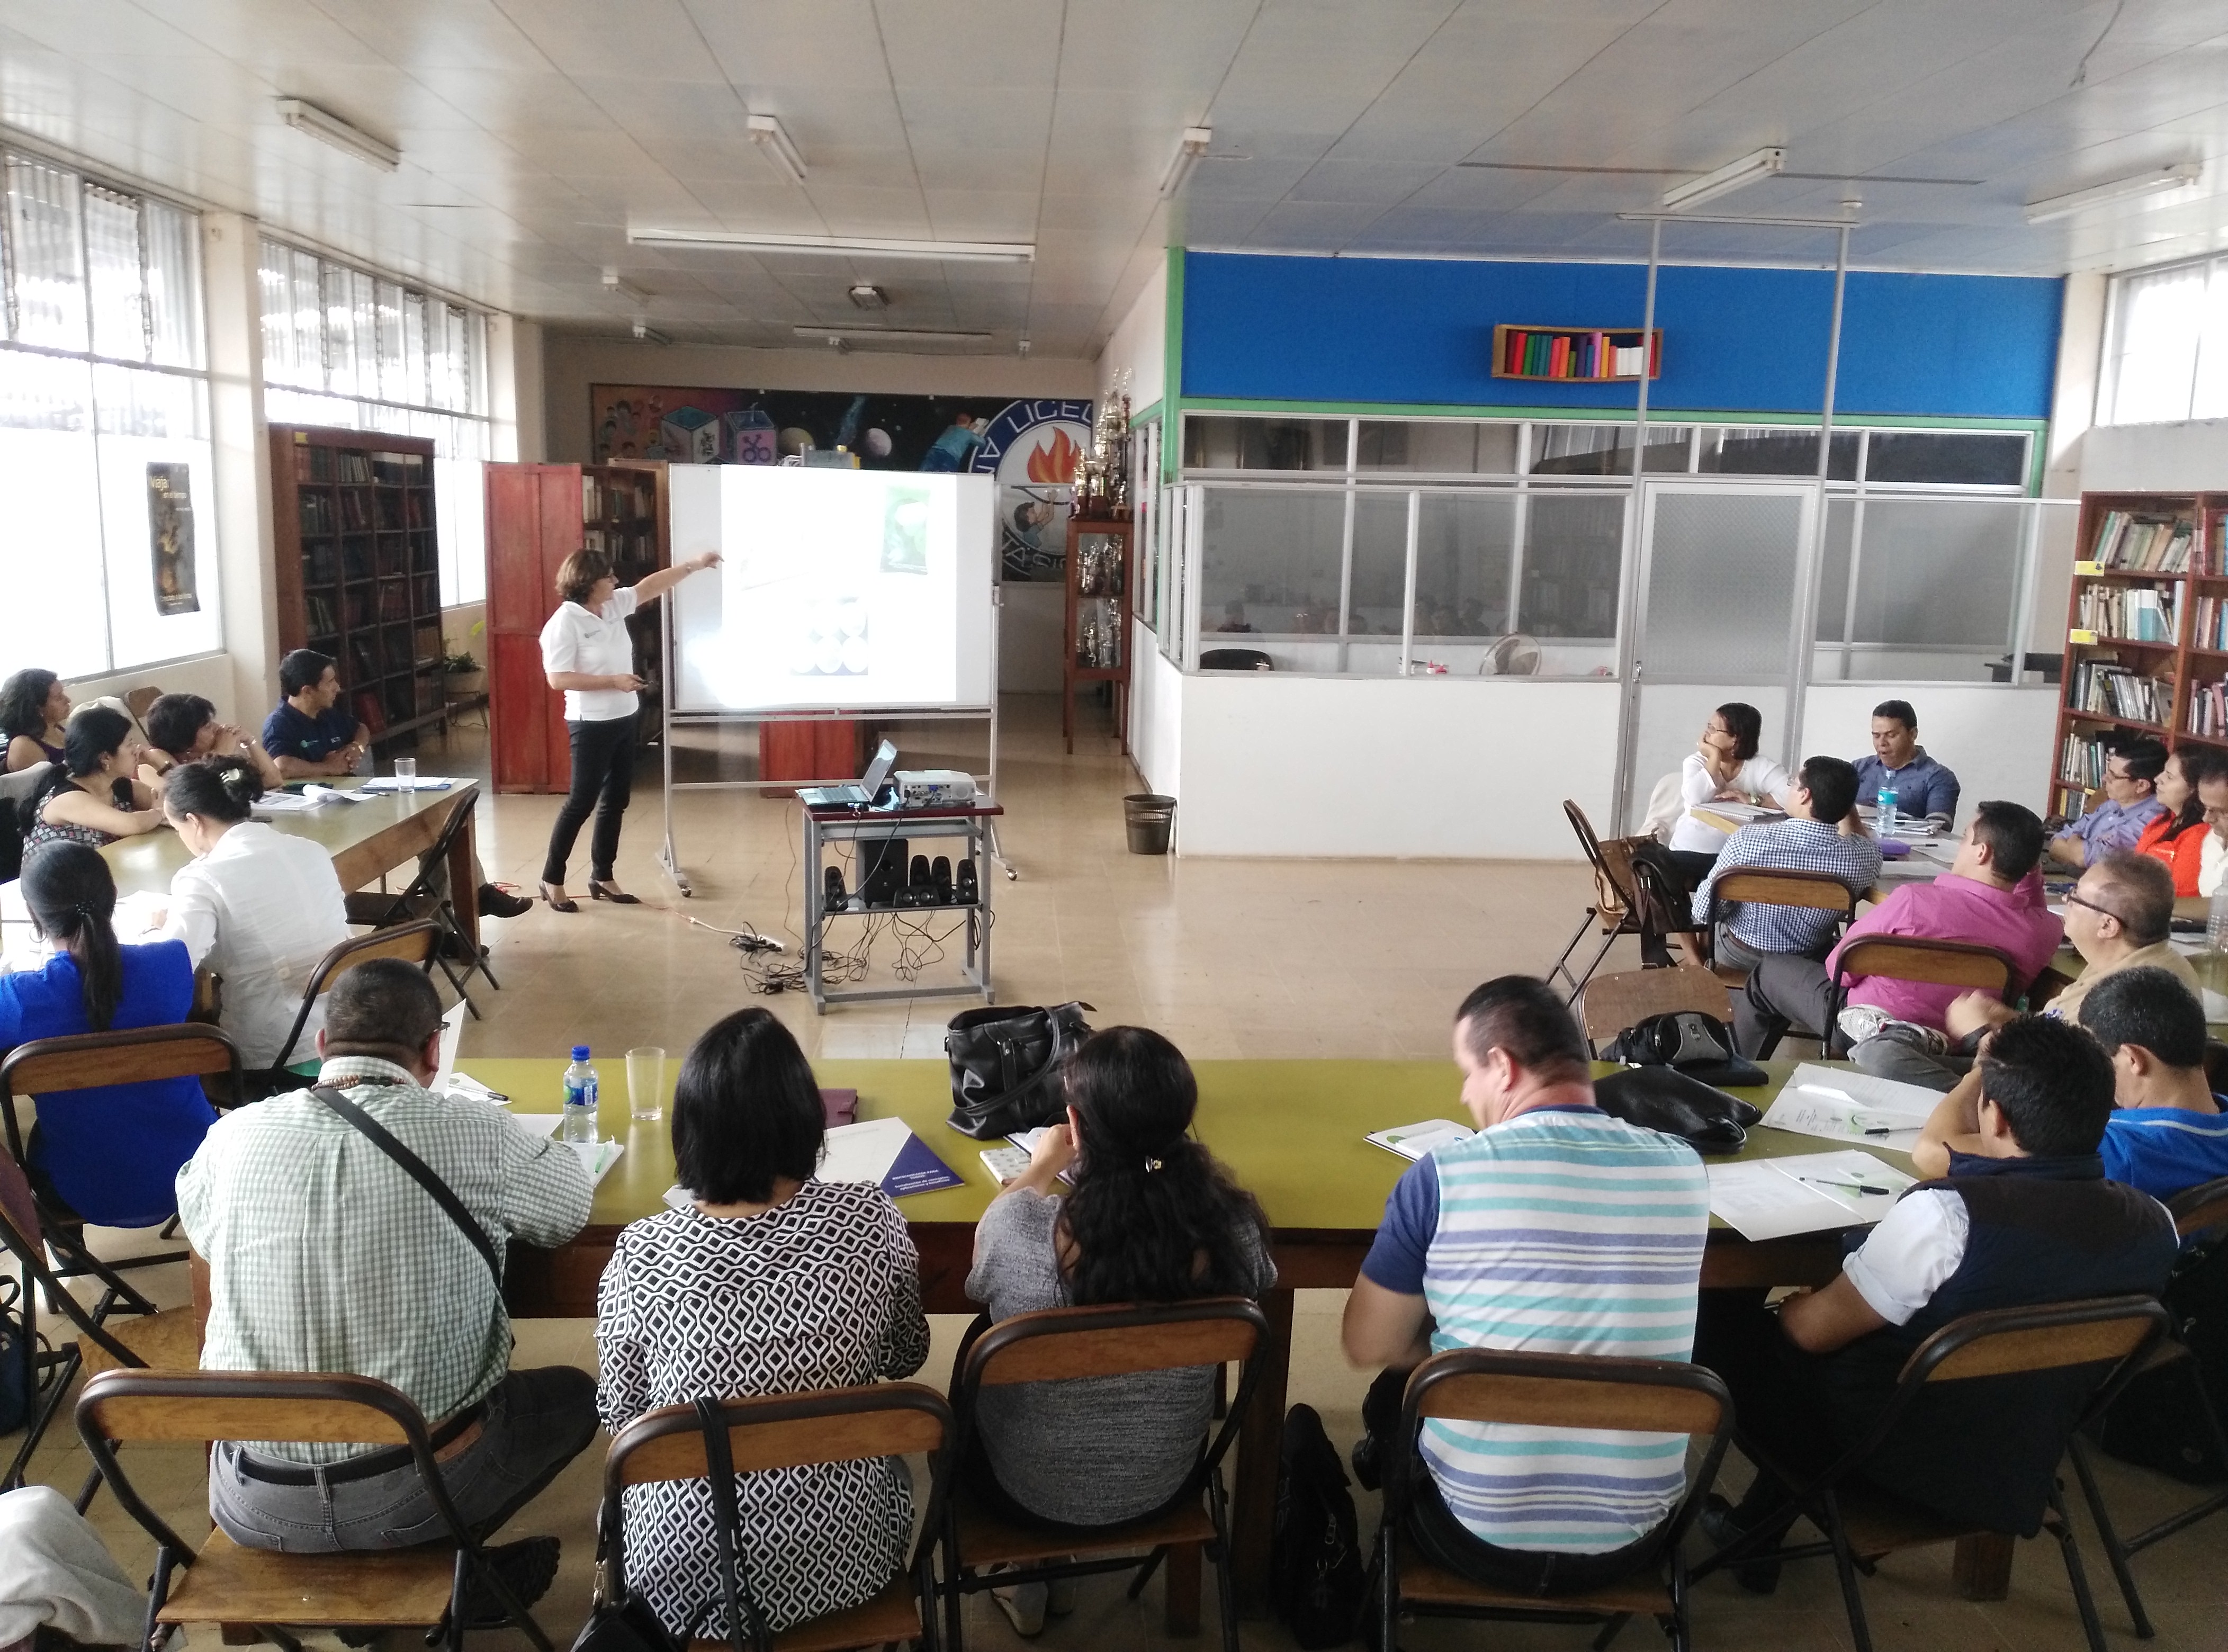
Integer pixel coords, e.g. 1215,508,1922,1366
1600,1010,1766,1088
944,1001,1094,1139
1593,1065,1762,1154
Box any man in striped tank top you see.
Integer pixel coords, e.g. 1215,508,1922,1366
1344,976,1711,1593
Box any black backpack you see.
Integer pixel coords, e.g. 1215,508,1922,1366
1270,1404,1364,1648
2095,1236,2228,1483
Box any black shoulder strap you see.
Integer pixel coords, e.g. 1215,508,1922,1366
694,1397,772,1652
310,1086,503,1288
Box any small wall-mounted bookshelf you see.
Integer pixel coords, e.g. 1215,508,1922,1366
1492,324,1661,383
2050,490,2228,820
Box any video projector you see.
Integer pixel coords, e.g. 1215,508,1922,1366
894,769,977,807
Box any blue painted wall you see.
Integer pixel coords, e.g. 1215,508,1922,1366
1181,252,2062,420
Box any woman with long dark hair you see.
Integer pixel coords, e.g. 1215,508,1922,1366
2135,746,2214,896
155,756,351,1069
21,706,166,854
536,544,720,911
1,668,69,772
964,1025,1273,1624
0,843,213,1227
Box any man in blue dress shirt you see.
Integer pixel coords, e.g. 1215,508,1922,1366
1849,699,1960,830
2049,738,2168,868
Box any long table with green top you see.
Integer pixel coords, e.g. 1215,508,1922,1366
481,1055,1940,1613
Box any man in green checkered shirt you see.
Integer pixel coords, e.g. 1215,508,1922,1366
177,959,594,1616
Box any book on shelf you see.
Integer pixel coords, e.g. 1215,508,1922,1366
2060,732,2115,792
2089,510,2195,572
2069,658,2173,725
303,594,336,635
2193,679,2228,739
2072,582,2179,643
1496,326,1659,381
2196,595,2228,651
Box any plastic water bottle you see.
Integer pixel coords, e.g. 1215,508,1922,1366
1877,784,1900,838
562,1046,599,1143
2209,886,2228,955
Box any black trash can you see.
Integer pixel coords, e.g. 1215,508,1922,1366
1124,793,1176,855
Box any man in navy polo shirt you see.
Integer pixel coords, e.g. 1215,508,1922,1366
262,649,368,780
1849,699,1960,830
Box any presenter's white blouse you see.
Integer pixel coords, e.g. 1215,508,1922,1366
156,821,352,1069
539,585,642,723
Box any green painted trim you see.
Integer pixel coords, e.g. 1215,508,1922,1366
1164,248,1184,484
1128,398,1163,429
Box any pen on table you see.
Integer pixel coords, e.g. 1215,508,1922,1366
1801,1175,1894,1196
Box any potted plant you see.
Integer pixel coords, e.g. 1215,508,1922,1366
443,650,487,700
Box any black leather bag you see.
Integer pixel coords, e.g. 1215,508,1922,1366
944,1002,1094,1139
1593,1065,1762,1154
1600,1010,1766,1088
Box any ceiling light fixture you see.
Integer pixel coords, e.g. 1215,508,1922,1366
793,325,995,348
633,321,672,345
1161,126,1214,200
603,269,651,304
630,226,1034,263
1017,337,1031,357
1661,146,1786,212
276,97,399,172
747,113,808,186
848,283,888,309
2024,162,2202,223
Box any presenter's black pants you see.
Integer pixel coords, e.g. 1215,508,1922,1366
542,712,636,884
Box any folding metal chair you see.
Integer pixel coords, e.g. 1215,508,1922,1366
1695,1295,2170,1652
78,1368,554,1652
1829,935,2019,1035
344,790,497,1012
1705,868,1863,1053
1551,801,1702,1000
254,919,442,1093
1579,966,1732,1055
1374,1349,1734,1652
940,1298,1268,1652
599,1382,955,1652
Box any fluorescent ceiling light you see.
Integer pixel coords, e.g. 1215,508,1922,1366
747,113,807,186
1661,146,1785,212
602,269,651,304
793,325,994,348
848,283,887,309
1161,126,1213,200
631,226,1033,263
276,98,399,172
632,321,671,345
2025,163,2202,224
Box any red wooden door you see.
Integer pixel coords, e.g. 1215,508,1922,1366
487,463,585,793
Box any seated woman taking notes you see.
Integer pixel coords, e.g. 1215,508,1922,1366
155,757,352,1070
19,707,165,856
595,1009,929,1639
0,843,214,1227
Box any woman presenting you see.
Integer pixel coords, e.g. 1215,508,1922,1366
538,546,720,911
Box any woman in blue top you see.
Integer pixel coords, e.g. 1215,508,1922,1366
0,842,213,1228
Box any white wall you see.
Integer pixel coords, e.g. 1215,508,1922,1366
1128,618,1182,800
2080,419,2228,492
1798,683,2060,818
1099,256,1167,413
541,337,1097,464
200,211,282,717
1175,675,1621,858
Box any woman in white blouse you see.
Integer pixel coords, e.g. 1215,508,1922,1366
156,756,351,1071
537,546,720,912
1666,702,1794,885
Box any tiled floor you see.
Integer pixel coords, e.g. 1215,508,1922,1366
11,694,2226,1650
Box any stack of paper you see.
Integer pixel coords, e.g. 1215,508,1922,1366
362,776,464,792
1761,1065,1938,1154
251,791,321,813
1365,1120,1476,1161
511,1112,626,1187
1707,1150,1917,1241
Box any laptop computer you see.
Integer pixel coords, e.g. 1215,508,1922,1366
797,739,899,809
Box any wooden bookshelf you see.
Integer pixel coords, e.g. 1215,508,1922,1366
1492,324,1661,384
484,462,671,794
268,425,448,747
2051,490,2228,821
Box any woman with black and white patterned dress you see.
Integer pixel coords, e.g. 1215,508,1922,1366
595,1009,929,1638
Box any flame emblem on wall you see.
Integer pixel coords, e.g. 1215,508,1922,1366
1025,427,1081,483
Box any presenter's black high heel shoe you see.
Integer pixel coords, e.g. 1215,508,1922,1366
540,882,578,913
587,880,643,904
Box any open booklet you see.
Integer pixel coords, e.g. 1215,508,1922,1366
510,1111,626,1187
1706,1149,1917,1241
1364,1120,1476,1162
1760,1065,1940,1154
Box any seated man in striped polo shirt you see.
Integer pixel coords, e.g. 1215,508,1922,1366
1343,976,1712,1593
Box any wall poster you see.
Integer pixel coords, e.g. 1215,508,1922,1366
590,385,1094,581
147,462,199,616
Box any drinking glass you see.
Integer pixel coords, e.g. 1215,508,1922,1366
626,1046,666,1121
394,757,418,793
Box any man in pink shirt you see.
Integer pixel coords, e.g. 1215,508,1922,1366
1732,801,2062,1089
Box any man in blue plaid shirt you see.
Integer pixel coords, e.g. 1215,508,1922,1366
1693,756,1882,981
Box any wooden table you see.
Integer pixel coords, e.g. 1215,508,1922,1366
489,1055,1927,1613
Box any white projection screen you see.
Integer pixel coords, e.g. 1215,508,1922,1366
668,465,996,715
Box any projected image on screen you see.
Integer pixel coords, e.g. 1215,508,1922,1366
669,467,995,715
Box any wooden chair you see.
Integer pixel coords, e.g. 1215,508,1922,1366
2066,1176,2228,1638
599,1383,955,1652
77,1368,554,1652
940,1298,1269,1652
1,1023,246,1279
1705,869,1862,1049
1695,1295,2170,1652
1550,801,1702,1000
1374,1349,1735,1652
1829,936,2019,1035
344,791,497,1012
123,686,163,723
0,1151,200,1498
1579,966,1731,1053
255,919,441,1091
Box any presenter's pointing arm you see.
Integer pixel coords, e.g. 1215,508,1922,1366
631,550,722,606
